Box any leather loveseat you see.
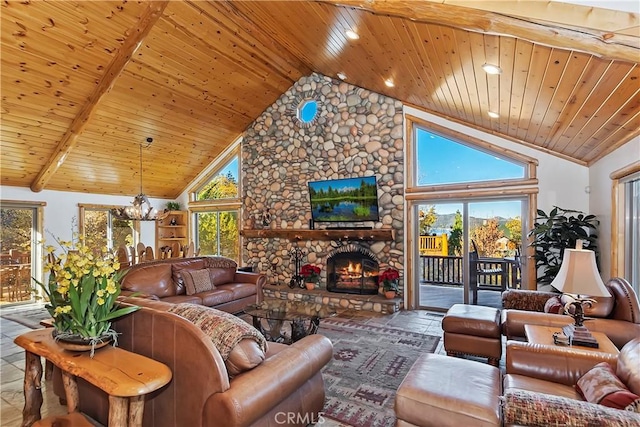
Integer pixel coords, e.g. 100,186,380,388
54,298,334,427
502,338,640,426
120,256,266,313
395,339,640,426
501,277,640,349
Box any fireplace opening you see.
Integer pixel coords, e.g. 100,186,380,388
327,245,379,295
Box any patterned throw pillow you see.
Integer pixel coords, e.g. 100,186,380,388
576,362,640,410
167,303,267,377
183,269,215,295
502,390,640,426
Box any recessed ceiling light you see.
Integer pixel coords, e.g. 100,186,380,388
482,63,502,75
345,30,359,40
384,79,395,88
337,72,347,81
488,111,500,118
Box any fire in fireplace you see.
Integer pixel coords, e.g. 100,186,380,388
326,244,379,295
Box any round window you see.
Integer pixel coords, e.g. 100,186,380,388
297,99,319,124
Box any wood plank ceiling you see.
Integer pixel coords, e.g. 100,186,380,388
1,0,639,199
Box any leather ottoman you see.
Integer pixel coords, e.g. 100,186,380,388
442,304,502,366
395,353,501,427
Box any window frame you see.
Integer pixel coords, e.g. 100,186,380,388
610,161,640,291
0,199,46,303
187,140,242,259
78,204,141,251
404,115,539,309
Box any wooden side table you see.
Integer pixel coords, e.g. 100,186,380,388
524,324,619,355
15,329,172,427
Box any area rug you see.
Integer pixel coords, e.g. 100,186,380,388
0,306,50,329
318,318,440,427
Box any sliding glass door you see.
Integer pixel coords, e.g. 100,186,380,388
417,198,525,310
0,205,39,305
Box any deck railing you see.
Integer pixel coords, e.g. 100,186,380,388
419,254,520,289
419,254,463,286
419,235,448,256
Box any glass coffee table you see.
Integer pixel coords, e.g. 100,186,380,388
244,300,336,344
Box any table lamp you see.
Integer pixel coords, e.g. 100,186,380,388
549,240,610,346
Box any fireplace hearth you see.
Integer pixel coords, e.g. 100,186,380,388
327,244,379,295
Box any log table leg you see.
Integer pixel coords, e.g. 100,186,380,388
109,395,129,427
22,351,43,427
61,371,79,413
128,395,145,427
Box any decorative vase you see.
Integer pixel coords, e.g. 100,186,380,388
52,330,113,353
305,282,316,290
384,291,396,299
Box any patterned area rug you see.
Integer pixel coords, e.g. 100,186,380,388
318,318,440,427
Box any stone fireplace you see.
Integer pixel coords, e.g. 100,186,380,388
241,73,405,296
327,244,379,295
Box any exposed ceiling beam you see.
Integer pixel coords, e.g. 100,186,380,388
30,1,170,192
318,0,640,63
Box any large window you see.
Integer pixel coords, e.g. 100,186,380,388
612,165,640,294
78,205,138,253
406,116,538,310
190,148,241,262
416,128,526,186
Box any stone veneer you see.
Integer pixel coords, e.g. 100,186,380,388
242,73,405,294
263,285,403,315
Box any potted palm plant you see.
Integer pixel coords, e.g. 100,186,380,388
528,206,599,287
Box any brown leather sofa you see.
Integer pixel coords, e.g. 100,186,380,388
120,256,266,313
54,298,334,427
501,277,640,349
395,339,640,426
503,338,640,426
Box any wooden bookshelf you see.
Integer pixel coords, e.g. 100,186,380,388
240,229,395,241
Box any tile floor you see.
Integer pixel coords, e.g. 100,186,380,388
0,303,502,426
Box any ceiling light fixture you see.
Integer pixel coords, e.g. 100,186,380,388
488,111,500,118
111,138,169,221
482,63,502,75
384,79,395,88
345,30,359,40
337,72,347,81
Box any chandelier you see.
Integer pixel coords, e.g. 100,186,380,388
111,138,169,221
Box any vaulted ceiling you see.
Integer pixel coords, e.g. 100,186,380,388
1,1,638,199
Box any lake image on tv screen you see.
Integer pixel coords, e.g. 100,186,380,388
309,177,379,222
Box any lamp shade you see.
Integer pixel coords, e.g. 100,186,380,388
549,248,610,297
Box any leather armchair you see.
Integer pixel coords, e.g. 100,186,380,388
501,277,640,349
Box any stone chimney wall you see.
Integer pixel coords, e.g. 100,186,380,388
241,73,405,291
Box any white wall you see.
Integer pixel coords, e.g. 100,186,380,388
403,107,590,213
588,136,640,279
0,186,170,247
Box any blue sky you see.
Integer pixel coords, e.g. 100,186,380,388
218,157,238,180
416,128,524,218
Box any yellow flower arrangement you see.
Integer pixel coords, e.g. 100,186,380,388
36,235,139,346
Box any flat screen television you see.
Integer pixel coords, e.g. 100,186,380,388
308,176,380,223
